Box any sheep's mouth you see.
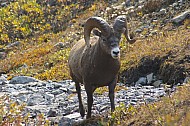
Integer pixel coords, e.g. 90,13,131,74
111,54,120,59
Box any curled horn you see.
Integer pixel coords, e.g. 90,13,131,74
84,17,111,47
113,15,136,44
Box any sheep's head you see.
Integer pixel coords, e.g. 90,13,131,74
84,16,136,59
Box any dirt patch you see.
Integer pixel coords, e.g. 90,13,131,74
159,44,190,84
120,44,190,85
120,55,166,84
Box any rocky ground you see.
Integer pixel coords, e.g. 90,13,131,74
0,75,189,125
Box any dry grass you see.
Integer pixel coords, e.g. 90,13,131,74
121,83,190,126
0,95,50,125
120,28,190,71
119,27,190,84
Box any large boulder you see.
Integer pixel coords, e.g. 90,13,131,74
9,76,39,84
171,10,190,25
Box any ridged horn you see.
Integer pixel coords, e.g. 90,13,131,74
84,17,111,47
113,15,136,44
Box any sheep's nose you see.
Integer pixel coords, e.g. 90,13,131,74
113,50,120,55
111,47,120,59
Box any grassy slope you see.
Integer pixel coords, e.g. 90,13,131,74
120,27,190,84
0,0,108,81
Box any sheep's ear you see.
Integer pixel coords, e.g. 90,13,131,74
93,29,101,37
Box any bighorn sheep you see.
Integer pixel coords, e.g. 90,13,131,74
68,15,136,119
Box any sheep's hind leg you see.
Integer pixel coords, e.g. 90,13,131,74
75,82,85,118
109,77,117,112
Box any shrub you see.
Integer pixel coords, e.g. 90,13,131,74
0,95,49,125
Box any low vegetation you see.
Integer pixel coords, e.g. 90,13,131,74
0,0,108,81
0,95,49,125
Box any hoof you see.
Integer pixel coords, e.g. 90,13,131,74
86,114,91,119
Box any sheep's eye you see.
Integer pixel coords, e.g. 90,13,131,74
110,43,115,47
102,38,106,42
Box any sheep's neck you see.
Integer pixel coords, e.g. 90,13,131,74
81,39,120,85
92,40,120,70
83,40,120,85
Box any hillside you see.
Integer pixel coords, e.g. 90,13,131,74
0,0,190,125
0,0,189,83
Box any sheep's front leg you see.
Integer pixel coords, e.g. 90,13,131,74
85,84,96,119
75,82,85,118
109,77,117,112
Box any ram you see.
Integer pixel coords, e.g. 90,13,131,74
68,15,136,119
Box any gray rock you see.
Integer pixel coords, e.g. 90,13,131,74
135,28,143,33
136,77,147,85
159,8,167,15
68,83,75,89
59,112,83,126
7,87,16,93
143,85,155,89
1,2,8,7
136,95,143,99
47,109,57,117
0,52,7,59
53,83,63,89
54,42,65,48
46,83,54,90
5,41,20,49
144,96,157,103
0,75,7,85
26,105,48,115
100,105,109,112
171,10,190,24
172,2,178,7
153,80,162,87
137,5,144,12
53,42,69,50
125,0,131,7
150,30,158,36
52,89,64,95
44,93,54,101
146,73,153,84
155,91,165,97
130,102,137,106
131,99,138,102
9,76,38,84
0,92,6,97
17,95,28,102
184,77,190,83
27,93,45,106
60,87,68,92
